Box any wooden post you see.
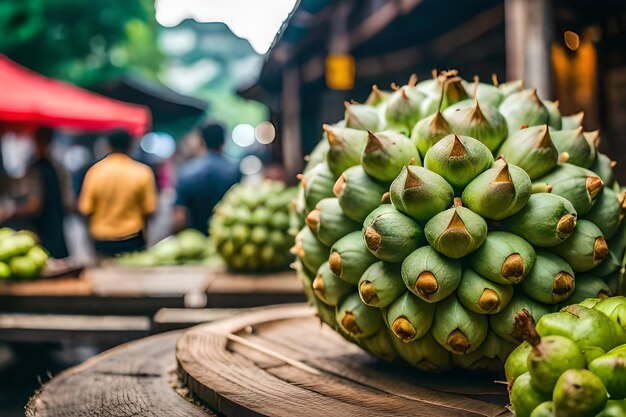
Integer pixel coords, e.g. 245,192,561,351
505,0,554,98
281,67,303,180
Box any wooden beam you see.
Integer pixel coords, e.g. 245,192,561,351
349,0,423,48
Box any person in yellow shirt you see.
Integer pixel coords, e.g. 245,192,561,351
79,130,157,257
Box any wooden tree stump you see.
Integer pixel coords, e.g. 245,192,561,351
177,304,512,417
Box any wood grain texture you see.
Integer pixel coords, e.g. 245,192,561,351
177,304,512,417
26,331,212,417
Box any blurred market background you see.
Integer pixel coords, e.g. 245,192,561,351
1,0,626,415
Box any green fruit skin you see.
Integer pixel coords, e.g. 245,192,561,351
519,251,575,304
544,100,563,129
463,80,504,107
358,261,405,308
596,400,626,417
0,232,37,262
384,87,425,133
561,273,611,306
496,125,559,180
329,231,378,284
336,292,384,338
313,262,354,306
27,245,49,269
401,245,462,303
589,350,626,399
593,297,626,331
296,227,330,274
325,126,368,178
0,261,10,279
335,166,387,223
490,294,553,343
457,268,514,314
583,188,622,240
562,112,584,130
510,372,552,417
506,341,532,386
363,205,424,262
389,165,454,222
527,335,586,394
361,130,421,182
303,162,336,212
9,256,40,279
501,193,577,247
499,79,524,97
310,198,361,247
530,401,555,417
411,112,450,158
432,295,488,354
452,331,515,372
442,100,508,152
386,291,436,342
423,134,494,189
358,327,397,362
499,89,550,133
550,128,596,168
535,164,602,216
389,331,453,372
468,231,536,285
462,161,532,220
344,104,381,132
424,206,487,259
549,219,607,272
553,369,607,417
591,153,616,188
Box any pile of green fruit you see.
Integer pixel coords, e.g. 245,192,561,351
507,297,626,417
293,70,626,372
0,227,49,280
116,228,219,267
210,180,296,272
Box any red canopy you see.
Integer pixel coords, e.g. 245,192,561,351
0,55,151,137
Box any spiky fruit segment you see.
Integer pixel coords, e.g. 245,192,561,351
329,231,378,285
498,79,524,97
591,153,616,188
499,89,550,133
462,158,532,220
561,273,611,306
462,80,504,107
583,188,624,240
312,262,355,306
496,125,559,180
443,99,508,151
358,328,398,362
324,125,369,178
334,166,387,223
424,204,487,259
489,295,552,343
363,205,424,262
549,219,608,272
411,111,451,158
457,268,514,314
501,193,577,247
336,292,384,338
432,295,488,354
389,331,453,372
561,111,584,130
384,80,425,133
518,251,575,304
452,331,516,372
301,161,336,212
386,291,436,342
303,135,331,174
550,128,596,168
344,102,382,132
306,198,361,247
423,134,494,190
468,231,536,285
415,70,469,117
542,100,563,129
401,245,462,303
358,261,405,308
361,130,421,182
389,165,454,222
534,163,603,216
294,226,330,273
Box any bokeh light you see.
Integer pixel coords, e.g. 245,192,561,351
232,124,256,147
141,132,176,159
255,121,276,144
239,154,263,175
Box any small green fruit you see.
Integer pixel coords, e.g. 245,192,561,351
553,369,607,417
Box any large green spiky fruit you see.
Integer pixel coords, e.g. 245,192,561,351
295,69,625,373
210,180,296,272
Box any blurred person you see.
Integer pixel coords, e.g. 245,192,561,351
173,122,241,234
79,129,156,257
0,127,71,258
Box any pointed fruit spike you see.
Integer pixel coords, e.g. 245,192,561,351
556,214,577,238
415,271,439,296
381,192,391,204
494,161,513,183
491,73,499,86
359,281,379,304
408,73,418,86
447,209,466,230
431,69,438,79
392,317,417,342
305,209,321,233
341,311,362,335
333,175,346,197
553,272,574,296
401,86,409,101
364,226,382,251
450,135,467,157
329,251,343,276
593,237,609,262
447,329,470,353
404,168,422,189
537,125,552,148
501,253,525,279
586,176,604,200
559,152,570,164
478,289,501,313
364,131,384,154
453,197,463,208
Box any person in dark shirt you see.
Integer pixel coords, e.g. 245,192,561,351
173,123,241,234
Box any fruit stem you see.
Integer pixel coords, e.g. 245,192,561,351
513,309,541,347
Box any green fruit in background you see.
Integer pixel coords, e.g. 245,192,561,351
363,205,424,262
334,165,387,223
496,125,559,180
549,219,608,272
553,369,607,417
530,401,555,417
423,134,494,190
0,231,36,262
344,102,382,132
468,231,536,285
27,245,48,269
457,268,514,314
386,291,436,342
305,198,360,247
361,130,421,182
518,251,575,304
527,335,586,394
424,202,487,259
9,255,40,279
312,262,354,307
589,349,626,399
462,158,532,220
499,89,550,133
177,228,208,259
358,261,405,308
389,165,454,221
0,261,11,279
329,231,378,284
506,341,532,387
596,400,626,417
336,292,384,338
401,245,462,303
511,372,551,417
501,193,577,247
432,295,488,354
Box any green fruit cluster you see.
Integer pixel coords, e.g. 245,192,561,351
116,228,218,267
507,297,626,417
210,180,296,272
0,227,48,280
293,70,626,372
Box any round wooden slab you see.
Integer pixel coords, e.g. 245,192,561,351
177,304,512,417
27,331,212,417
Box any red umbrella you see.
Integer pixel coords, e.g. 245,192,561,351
0,55,151,137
